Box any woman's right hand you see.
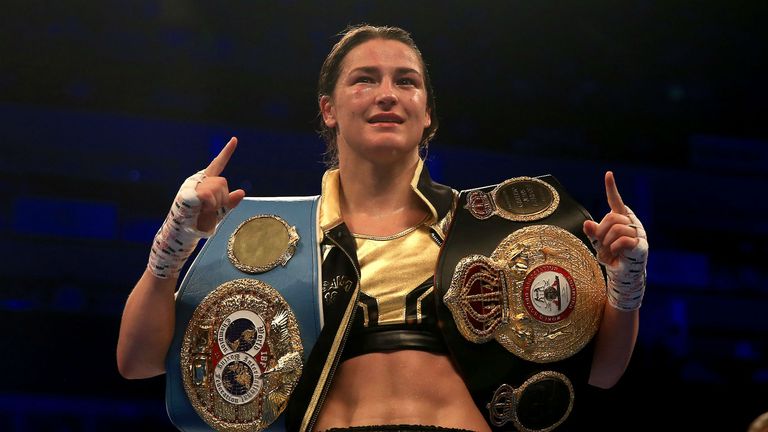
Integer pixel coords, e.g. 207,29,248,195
147,137,246,279
195,137,246,232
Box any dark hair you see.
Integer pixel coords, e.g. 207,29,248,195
317,24,439,168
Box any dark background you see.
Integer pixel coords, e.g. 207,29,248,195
2,1,767,430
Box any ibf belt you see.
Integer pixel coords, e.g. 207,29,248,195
166,196,322,432
435,175,605,430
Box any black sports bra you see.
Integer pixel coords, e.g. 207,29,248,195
343,277,447,359
341,226,447,360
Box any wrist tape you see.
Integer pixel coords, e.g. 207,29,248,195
597,207,649,311
147,170,214,279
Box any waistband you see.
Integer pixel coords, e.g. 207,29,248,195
323,425,475,432
342,328,448,360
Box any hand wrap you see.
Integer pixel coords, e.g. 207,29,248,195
147,170,215,279
592,207,649,311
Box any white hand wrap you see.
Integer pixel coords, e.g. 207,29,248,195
592,206,649,311
147,170,215,279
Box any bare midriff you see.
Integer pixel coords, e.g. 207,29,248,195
313,350,492,432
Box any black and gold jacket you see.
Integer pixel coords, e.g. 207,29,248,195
285,160,455,431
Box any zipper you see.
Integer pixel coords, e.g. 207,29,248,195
305,233,361,432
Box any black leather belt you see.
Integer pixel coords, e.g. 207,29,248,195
435,175,604,431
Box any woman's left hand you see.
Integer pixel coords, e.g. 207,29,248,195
583,171,647,266
583,171,649,311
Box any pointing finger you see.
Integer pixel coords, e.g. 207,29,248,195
205,137,238,176
605,171,628,215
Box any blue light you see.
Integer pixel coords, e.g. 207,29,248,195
647,249,709,288
13,197,117,240
0,299,39,311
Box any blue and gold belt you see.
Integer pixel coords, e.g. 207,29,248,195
166,196,321,432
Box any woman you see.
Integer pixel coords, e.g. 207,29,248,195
117,25,647,431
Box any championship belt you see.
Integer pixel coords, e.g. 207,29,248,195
166,196,322,432
435,176,605,432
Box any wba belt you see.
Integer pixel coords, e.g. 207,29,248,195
166,196,322,432
435,175,606,431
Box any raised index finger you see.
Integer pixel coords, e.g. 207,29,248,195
605,171,628,214
205,137,238,176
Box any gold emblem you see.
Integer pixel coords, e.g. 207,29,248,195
444,225,605,362
487,371,574,432
228,215,299,274
181,279,303,432
464,177,560,222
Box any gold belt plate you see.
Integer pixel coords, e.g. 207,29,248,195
227,215,299,274
464,177,560,222
181,279,303,431
444,225,605,363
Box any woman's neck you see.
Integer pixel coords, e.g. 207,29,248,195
337,156,429,236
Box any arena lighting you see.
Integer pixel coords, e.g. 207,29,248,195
13,197,118,240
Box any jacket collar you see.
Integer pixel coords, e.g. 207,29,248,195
318,158,454,237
